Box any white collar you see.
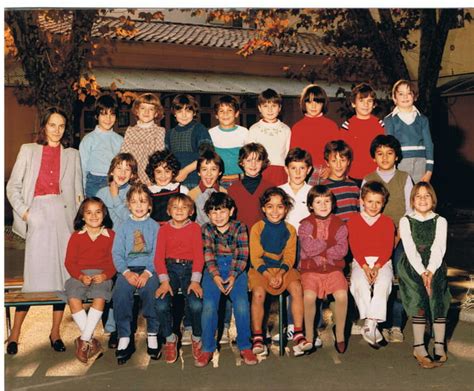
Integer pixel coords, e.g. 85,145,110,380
391,105,420,117
79,226,110,239
408,211,437,221
130,213,151,221
149,182,180,192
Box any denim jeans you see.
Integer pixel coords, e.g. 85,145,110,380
155,262,202,338
113,268,159,338
85,173,108,198
201,256,251,352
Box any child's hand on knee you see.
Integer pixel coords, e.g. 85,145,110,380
370,266,380,283
155,280,173,299
213,275,227,294
92,273,107,284
362,265,373,284
124,271,139,287
188,281,203,299
136,272,150,288
223,276,235,295
80,274,93,286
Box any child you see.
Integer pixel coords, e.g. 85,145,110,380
188,150,227,225
278,147,313,232
146,149,189,225
80,94,123,197
64,197,115,363
196,192,258,367
363,134,413,229
96,153,138,227
398,182,451,368
246,89,290,186
384,80,434,183
321,140,360,222
299,185,349,353
228,143,273,230
154,194,204,365
165,94,213,188
347,181,395,347
341,83,385,182
209,95,248,188
120,93,165,185
111,184,161,364
290,84,340,185
249,187,312,357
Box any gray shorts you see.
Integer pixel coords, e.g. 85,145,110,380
63,269,113,302
398,157,426,184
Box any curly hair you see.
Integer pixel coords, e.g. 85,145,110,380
146,149,181,184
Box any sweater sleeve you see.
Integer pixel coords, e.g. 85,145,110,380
249,222,267,273
191,224,204,282
384,114,394,136
298,220,327,257
348,217,370,268
281,224,297,272
404,175,414,215
374,218,395,268
326,224,349,261
112,224,128,274
399,216,426,275
154,225,169,282
64,233,81,279
420,115,434,172
145,222,159,274
427,216,447,274
102,230,117,279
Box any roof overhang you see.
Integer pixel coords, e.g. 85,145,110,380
437,73,474,97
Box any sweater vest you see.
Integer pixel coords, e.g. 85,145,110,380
365,170,407,228
299,215,345,273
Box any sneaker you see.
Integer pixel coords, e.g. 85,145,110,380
240,349,258,365
252,339,268,355
351,322,363,335
374,326,383,343
314,335,323,348
181,328,192,346
191,339,202,360
382,328,392,342
292,338,313,357
164,339,178,364
390,327,404,343
194,351,213,368
219,327,230,344
271,324,295,343
362,320,377,345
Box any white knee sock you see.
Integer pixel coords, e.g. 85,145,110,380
412,316,428,357
147,333,158,349
81,307,103,342
72,309,87,333
433,317,447,356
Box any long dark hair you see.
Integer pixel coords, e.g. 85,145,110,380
35,107,72,148
73,197,114,231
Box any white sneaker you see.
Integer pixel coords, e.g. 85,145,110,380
271,324,294,343
181,328,192,346
362,319,377,345
314,335,323,348
374,326,383,343
292,338,313,357
219,327,230,344
351,322,363,335
390,327,404,343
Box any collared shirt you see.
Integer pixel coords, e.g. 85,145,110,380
201,220,249,278
79,225,111,241
391,105,421,125
34,145,61,196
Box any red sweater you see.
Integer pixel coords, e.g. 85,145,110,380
347,213,395,268
340,115,384,179
290,115,340,167
227,178,272,230
64,229,116,279
154,221,204,276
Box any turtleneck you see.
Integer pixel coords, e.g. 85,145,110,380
242,174,262,194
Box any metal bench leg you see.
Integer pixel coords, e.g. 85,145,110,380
278,294,284,356
5,307,12,339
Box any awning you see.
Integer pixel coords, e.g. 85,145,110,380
437,73,474,97
5,64,355,98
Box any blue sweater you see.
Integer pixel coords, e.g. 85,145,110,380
96,184,130,228
112,216,159,274
384,113,434,172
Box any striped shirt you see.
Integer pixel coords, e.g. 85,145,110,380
201,220,249,278
321,177,360,222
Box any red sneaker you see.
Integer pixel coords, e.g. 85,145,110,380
240,349,258,365
194,351,213,368
164,340,178,364
191,339,202,360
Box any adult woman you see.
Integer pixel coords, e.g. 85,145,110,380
6,107,83,354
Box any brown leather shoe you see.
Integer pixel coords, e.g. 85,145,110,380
75,337,89,363
88,337,103,359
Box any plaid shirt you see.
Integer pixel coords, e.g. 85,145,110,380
201,220,249,278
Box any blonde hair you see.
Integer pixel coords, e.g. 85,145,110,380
132,93,164,121
410,181,437,211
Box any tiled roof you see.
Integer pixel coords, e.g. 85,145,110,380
39,15,372,59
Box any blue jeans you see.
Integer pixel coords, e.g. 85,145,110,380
85,173,108,198
155,262,202,338
113,269,159,338
201,256,251,352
